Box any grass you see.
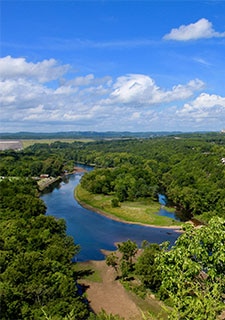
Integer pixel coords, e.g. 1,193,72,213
131,293,169,320
75,262,102,283
75,185,182,227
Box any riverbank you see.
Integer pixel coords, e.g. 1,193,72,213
37,166,86,192
76,253,169,320
77,259,143,319
37,176,62,191
75,184,183,231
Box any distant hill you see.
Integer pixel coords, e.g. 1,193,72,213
0,131,184,140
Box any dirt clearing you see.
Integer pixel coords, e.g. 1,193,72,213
79,259,142,319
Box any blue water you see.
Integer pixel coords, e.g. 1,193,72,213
158,194,181,221
41,173,181,261
158,208,180,220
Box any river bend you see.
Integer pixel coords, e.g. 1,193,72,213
41,173,180,261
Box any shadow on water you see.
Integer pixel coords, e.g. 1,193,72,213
41,171,181,261
158,194,191,222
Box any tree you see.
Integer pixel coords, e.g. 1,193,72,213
118,239,138,265
0,178,89,319
156,217,225,319
117,240,138,279
106,240,138,280
111,198,120,208
106,253,119,274
135,242,161,291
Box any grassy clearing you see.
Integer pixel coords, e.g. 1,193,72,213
75,185,182,227
22,138,94,148
75,262,102,283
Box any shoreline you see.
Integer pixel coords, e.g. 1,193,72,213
74,187,183,233
37,176,62,192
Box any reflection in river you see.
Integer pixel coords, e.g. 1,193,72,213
41,173,181,261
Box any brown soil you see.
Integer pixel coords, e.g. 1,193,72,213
74,166,88,173
79,260,143,320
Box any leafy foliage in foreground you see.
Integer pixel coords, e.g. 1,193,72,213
0,179,89,319
157,218,225,319
88,310,124,320
107,219,225,319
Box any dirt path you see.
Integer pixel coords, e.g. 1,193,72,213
80,260,143,320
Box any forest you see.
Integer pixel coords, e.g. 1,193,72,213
0,178,90,319
0,132,225,319
1,132,225,222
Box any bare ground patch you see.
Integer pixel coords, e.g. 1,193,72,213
79,260,142,319
78,257,168,320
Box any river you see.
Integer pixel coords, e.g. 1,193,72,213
41,172,181,261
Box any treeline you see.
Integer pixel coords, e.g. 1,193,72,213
0,178,91,319
106,217,225,319
1,133,225,221
0,178,123,320
0,130,182,140
0,143,74,177
78,134,225,221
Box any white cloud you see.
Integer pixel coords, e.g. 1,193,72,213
193,57,212,66
180,93,225,112
0,56,223,132
130,112,140,120
110,74,204,105
176,93,225,123
0,56,70,82
164,18,225,41
67,74,95,86
110,74,157,103
0,78,52,110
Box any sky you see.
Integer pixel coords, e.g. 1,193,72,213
1,0,225,133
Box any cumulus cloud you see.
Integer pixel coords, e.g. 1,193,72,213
164,18,225,41
0,56,70,82
0,56,223,132
176,93,225,123
0,78,52,109
110,74,156,103
110,74,204,104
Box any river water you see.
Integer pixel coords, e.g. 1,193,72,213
41,173,181,261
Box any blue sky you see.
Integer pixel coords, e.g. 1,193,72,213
1,0,225,132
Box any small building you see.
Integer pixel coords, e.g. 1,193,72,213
0,140,23,151
40,174,49,179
